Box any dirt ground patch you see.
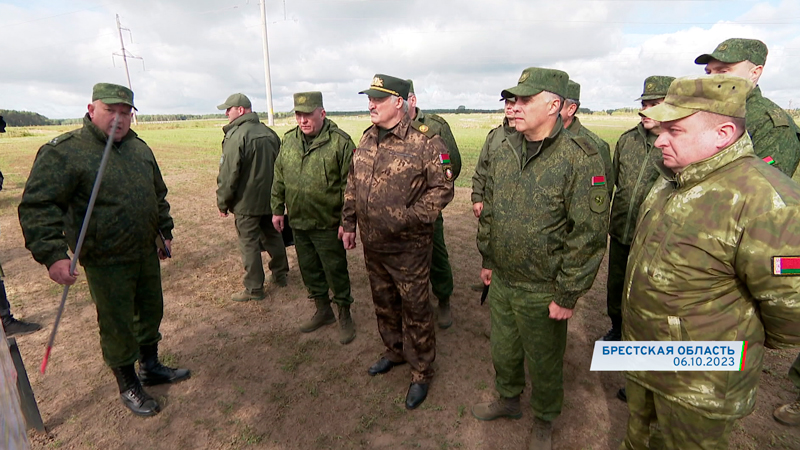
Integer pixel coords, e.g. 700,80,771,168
0,159,798,449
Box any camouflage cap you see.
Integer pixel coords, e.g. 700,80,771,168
694,38,768,66
566,80,580,101
217,93,251,110
635,76,675,101
641,74,753,122
293,91,323,113
92,83,137,110
501,67,569,99
406,79,415,95
359,74,410,100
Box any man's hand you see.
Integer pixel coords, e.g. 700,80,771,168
272,215,285,233
49,259,78,285
337,226,345,240
480,268,492,286
219,210,229,218
158,239,172,260
548,301,573,320
342,232,357,250
473,202,484,218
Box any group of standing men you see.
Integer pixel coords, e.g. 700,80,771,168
6,34,800,450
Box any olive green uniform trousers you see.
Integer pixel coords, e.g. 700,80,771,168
84,250,163,368
294,228,353,306
234,214,289,295
489,275,567,422
606,237,630,330
430,213,453,302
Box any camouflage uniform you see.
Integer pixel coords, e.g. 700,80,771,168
471,117,514,205
567,117,613,198
411,107,460,307
342,113,454,383
478,113,609,421
622,75,800,449
18,114,174,368
272,117,355,306
217,111,288,295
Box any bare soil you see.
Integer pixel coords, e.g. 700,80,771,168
3,181,799,450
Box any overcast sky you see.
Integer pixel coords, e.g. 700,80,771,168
2,0,800,119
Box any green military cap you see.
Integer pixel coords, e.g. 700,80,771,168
694,38,768,66
566,80,580,101
406,79,415,95
501,67,569,100
359,74,410,100
635,75,675,101
641,74,753,122
217,93,251,110
293,91,323,113
92,83,137,110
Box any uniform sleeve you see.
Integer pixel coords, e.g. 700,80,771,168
151,153,174,239
750,111,800,177
476,160,494,270
270,138,287,216
438,121,462,180
341,151,358,233
216,134,242,213
599,139,614,198
471,129,493,204
406,136,454,226
18,145,75,268
338,138,356,224
554,152,610,308
735,206,800,349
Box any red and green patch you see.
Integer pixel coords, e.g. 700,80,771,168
591,175,606,186
773,256,800,275
763,156,775,165
439,153,451,164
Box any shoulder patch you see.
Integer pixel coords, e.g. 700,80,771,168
767,108,790,128
411,121,437,139
773,256,800,276
572,135,597,156
48,133,75,146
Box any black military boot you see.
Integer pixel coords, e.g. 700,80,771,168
111,365,160,417
138,344,191,386
599,318,622,342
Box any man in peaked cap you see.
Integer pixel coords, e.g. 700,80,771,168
561,79,613,198
342,74,453,410
216,93,288,302
407,80,461,329
621,74,800,449
271,92,357,345
696,38,800,178
472,67,608,450
19,82,190,417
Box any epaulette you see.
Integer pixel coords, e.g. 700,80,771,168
331,127,352,141
411,120,437,139
426,113,449,126
283,126,299,136
47,132,75,146
362,124,374,136
572,135,597,156
767,108,790,128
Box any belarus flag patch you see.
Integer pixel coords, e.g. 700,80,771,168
773,256,800,275
763,156,775,165
591,175,606,186
439,153,451,164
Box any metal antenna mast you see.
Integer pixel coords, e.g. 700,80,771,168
113,14,144,124
260,0,275,126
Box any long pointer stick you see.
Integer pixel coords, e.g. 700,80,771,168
41,113,120,374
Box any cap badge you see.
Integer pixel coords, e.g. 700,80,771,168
718,44,728,51
118,90,128,99
372,77,384,87
645,83,654,92
297,95,307,104
519,72,530,83
419,124,429,133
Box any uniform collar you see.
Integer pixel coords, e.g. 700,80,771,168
367,111,412,142
413,107,425,123
82,113,136,145
222,111,260,134
566,116,582,134
747,85,763,102
669,134,756,188
302,118,332,150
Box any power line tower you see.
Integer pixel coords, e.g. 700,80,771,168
112,14,144,124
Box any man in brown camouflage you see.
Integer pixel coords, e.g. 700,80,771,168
341,74,453,410
621,74,800,449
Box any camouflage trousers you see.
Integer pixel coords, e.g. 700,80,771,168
430,212,453,303
234,214,289,295
363,244,435,384
606,237,630,330
84,250,163,368
789,351,800,390
489,274,567,421
620,380,736,450
294,228,353,306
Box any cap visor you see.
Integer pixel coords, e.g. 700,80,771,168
100,98,137,111
217,103,230,110
501,85,543,99
640,102,696,122
359,89,391,98
292,105,317,113
694,54,713,65
635,94,667,101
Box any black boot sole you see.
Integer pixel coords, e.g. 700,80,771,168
139,371,191,386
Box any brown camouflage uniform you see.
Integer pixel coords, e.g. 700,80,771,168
342,113,454,383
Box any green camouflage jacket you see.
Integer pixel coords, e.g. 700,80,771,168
471,118,514,204
623,134,800,419
18,114,173,268
567,116,614,198
478,116,609,308
342,113,454,252
412,108,462,179
271,118,355,230
609,123,662,245
746,86,800,177
216,112,281,216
